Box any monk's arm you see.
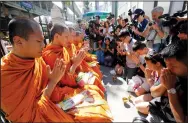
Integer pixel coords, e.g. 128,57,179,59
42,59,66,99
43,81,57,98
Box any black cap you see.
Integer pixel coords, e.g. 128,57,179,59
133,9,145,20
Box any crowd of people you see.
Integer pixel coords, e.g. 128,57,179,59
1,5,187,123
71,6,188,123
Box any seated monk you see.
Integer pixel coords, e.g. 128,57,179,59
1,17,75,122
82,37,103,79
1,18,113,122
69,27,103,79
42,24,105,93
75,31,84,50
42,24,112,122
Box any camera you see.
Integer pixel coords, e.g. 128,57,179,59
126,21,145,41
158,10,187,45
148,21,155,26
128,9,132,16
127,20,138,29
158,10,187,27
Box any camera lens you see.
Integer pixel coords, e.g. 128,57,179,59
149,22,152,26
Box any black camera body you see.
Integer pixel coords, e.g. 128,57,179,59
158,10,187,27
126,21,145,42
149,21,155,26
128,9,132,16
158,10,187,45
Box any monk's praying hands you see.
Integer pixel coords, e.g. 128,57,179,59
47,58,67,84
72,50,86,67
43,58,67,98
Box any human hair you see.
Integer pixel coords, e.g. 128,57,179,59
132,42,147,51
123,18,129,23
50,23,68,41
109,13,115,18
116,25,122,30
179,21,188,34
145,53,166,67
152,6,164,13
104,37,110,42
68,26,75,33
8,17,39,45
96,15,100,20
104,21,110,28
160,40,187,66
119,31,130,38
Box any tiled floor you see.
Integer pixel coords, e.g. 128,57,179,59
101,65,146,122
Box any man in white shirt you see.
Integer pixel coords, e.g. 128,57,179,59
119,31,138,81
132,41,155,95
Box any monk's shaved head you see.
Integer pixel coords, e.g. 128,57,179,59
8,17,40,45
50,23,68,41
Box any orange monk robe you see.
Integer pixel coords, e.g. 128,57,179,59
1,53,113,122
71,43,103,79
69,43,105,91
63,88,113,122
42,44,105,95
1,53,75,122
42,45,114,122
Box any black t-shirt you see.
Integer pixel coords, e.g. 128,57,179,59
104,44,114,57
176,77,187,116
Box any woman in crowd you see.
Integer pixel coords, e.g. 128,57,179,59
102,21,113,41
134,53,167,115
104,37,115,67
94,38,105,65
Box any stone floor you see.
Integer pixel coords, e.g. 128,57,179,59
100,65,146,122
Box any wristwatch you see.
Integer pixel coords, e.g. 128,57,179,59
167,88,176,94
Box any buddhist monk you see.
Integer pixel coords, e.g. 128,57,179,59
42,24,105,93
42,24,113,122
1,18,113,122
1,17,75,122
69,27,103,79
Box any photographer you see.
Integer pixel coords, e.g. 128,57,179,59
131,9,150,41
149,6,169,52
